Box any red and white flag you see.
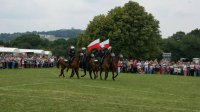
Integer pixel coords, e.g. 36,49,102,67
87,38,100,51
100,39,109,48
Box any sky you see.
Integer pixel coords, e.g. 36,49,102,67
0,0,199,38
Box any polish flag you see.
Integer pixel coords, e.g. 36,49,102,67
87,38,100,51
100,39,110,48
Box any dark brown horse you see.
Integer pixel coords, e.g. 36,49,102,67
99,54,111,80
110,55,121,79
81,56,100,80
57,54,81,79
88,58,100,79
100,54,122,80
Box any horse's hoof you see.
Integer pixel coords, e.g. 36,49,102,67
112,78,115,81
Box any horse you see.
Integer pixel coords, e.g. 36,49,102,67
88,58,100,79
81,56,100,80
110,54,122,79
80,54,89,77
57,53,81,79
99,53,112,80
99,53,122,80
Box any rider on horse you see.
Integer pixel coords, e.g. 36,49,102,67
98,45,109,65
68,45,76,66
109,46,115,65
80,47,88,68
80,47,87,58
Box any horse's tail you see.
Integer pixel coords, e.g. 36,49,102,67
57,59,60,69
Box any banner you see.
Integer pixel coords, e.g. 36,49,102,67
87,38,100,51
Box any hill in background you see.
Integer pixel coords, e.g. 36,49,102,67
0,28,84,42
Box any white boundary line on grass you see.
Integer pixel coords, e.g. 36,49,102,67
0,93,199,112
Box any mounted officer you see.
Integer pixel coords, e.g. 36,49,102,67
80,47,87,55
109,46,115,65
80,47,88,68
98,45,109,65
67,45,76,66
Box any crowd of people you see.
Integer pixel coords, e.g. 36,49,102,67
118,59,200,77
0,53,56,69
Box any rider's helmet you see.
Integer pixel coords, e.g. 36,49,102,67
119,54,123,58
91,53,95,58
81,47,86,50
70,46,75,49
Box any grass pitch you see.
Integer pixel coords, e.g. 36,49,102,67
0,68,200,112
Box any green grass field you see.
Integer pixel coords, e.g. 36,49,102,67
0,68,200,112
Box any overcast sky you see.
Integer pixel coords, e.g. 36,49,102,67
0,0,199,37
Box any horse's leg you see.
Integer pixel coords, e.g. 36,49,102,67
61,68,65,78
59,69,62,77
75,68,80,79
89,70,93,79
66,67,69,72
96,69,98,79
81,68,87,77
105,69,107,80
112,69,115,81
100,68,103,80
93,70,97,79
59,66,65,77
70,69,75,78
105,68,109,80
114,68,119,78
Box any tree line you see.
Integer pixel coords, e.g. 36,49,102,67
0,28,83,42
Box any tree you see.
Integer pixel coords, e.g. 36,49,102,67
50,39,68,56
10,33,50,49
0,40,4,46
50,38,77,56
170,31,186,41
160,29,200,61
180,35,200,59
160,38,182,61
78,1,161,59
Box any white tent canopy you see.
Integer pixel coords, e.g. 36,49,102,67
0,47,20,53
44,51,52,56
19,49,45,54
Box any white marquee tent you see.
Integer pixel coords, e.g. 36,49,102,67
44,51,52,56
0,47,20,53
19,49,45,54
0,47,52,55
